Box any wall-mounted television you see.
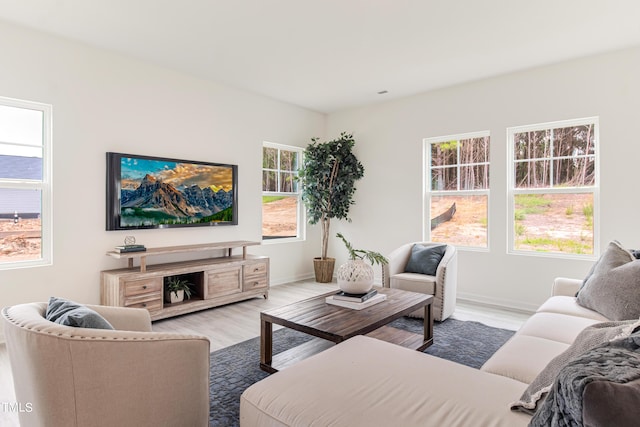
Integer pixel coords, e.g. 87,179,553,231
106,152,238,230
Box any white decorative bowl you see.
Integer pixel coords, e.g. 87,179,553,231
336,259,374,294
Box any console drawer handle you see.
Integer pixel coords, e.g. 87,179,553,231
141,303,147,307
142,285,147,289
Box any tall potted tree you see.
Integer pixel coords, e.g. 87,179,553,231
297,132,364,282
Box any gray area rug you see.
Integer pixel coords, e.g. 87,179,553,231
209,317,515,426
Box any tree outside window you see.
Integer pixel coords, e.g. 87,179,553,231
262,142,304,241
425,132,490,248
508,118,598,256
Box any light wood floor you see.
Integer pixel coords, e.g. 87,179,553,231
0,280,530,426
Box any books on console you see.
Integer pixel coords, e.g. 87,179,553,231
114,244,147,253
325,293,387,310
333,289,378,302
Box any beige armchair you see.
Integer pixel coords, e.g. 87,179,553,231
2,302,210,427
383,242,458,321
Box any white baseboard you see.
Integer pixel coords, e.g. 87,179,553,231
456,292,538,315
269,273,315,286
270,275,384,287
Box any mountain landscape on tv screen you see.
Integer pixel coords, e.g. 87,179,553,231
120,167,234,227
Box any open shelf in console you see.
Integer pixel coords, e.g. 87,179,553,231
163,271,205,305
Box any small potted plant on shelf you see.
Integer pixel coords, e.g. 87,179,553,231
335,233,388,294
164,276,193,304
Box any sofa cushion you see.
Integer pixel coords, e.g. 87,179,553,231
240,335,530,427
576,241,640,320
404,244,446,276
481,335,569,384
45,297,114,330
516,312,602,345
536,296,609,321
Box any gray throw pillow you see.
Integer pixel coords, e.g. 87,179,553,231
45,296,114,330
582,377,640,427
576,241,640,321
404,244,447,276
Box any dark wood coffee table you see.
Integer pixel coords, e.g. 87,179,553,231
260,286,433,373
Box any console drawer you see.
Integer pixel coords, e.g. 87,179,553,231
124,292,163,313
243,262,268,291
244,276,268,291
244,262,267,277
123,277,162,297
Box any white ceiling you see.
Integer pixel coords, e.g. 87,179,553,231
0,0,639,113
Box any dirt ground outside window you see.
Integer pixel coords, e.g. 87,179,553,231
262,197,297,238
0,218,41,262
430,193,593,254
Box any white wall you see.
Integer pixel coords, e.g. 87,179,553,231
0,20,324,312
2,18,638,321
328,47,640,312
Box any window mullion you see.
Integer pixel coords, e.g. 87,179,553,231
0,180,43,189
456,139,461,191
276,149,281,192
549,128,555,188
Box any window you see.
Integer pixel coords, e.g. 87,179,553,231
0,96,52,268
262,142,304,241
425,131,490,248
508,118,598,256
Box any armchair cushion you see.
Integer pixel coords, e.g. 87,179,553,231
390,273,436,295
404,244,446,276
88,304,152,332
45,296,114,330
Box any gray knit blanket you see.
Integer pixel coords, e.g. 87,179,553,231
529,329,640,426
511,320,640,414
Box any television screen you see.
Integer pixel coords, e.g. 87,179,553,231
106,152,238,230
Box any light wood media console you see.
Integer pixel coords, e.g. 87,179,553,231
100,241,269,321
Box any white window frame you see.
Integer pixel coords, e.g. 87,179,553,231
507,117,599,259
261,141,305,244
0,96,53,269
423,130,490,250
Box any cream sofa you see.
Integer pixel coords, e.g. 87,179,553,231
2,302,210,427
240,277,609,426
